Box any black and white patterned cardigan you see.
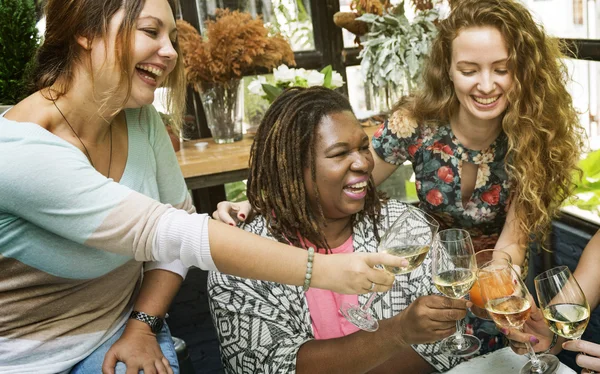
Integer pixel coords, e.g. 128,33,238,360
208,200,461,373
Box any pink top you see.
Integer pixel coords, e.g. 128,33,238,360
304,235,360,340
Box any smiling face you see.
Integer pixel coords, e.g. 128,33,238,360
449,26,513,124
87,0,178,108
303,111,374,220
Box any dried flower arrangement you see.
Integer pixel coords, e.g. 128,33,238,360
176,9,296,91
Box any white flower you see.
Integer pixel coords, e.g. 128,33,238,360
475,163,491,189
330,71,344,88
248,76,267,96
294,68,309,80
273,64,295,84
306,70,325,87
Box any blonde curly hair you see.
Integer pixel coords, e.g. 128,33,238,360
397,0,585,248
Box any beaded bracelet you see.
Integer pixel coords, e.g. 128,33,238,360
302,247,315,291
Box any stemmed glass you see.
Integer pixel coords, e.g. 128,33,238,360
469,249,513,319
340,205,439,332
432,229,481,357
535,266,590,344
478,259,560,374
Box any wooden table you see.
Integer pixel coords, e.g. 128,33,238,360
176,125,381,212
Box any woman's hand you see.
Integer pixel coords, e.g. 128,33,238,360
500,300,555,355
312,252,409,294
562,339,600,373
212,200,253,225
102,322,173,374
391,295,470,346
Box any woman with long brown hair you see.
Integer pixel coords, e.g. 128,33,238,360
0,0,406,372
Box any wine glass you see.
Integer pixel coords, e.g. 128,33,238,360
432,229,481,357
535,266,590,342
478,259,560,374
470,249,513,319
340,205,439,332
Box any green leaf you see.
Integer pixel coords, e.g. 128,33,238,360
261,84,283,103
320,65,333,88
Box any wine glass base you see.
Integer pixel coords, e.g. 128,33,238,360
520,354,560,374
339,303,379,332
440,334,481,358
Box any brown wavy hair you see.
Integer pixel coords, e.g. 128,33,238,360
247,86,384,251
30,0,185,131
396,0,584,248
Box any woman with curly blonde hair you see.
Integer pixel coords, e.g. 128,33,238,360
369,0,585,354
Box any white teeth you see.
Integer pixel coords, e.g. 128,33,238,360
473,96,500,105
135,64,163,77
347,181,367,189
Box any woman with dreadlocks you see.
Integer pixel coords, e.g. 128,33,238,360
214,0,585,356
208,87,469,373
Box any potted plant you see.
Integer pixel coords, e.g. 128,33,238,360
357,1,438,111
0,0,40,111
177,10,295,144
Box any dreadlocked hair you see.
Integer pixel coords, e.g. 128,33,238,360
247,86,384,252
394,0,584,250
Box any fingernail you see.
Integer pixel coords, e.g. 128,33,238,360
239,214,246,219
530,336,539,344
229,223,235,226
501,328,508,335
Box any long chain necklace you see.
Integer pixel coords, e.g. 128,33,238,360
50,96,112,178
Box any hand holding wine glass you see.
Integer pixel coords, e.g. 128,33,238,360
340,205,439,332
478,259,560,374
432,229,480,357
535,266,593,372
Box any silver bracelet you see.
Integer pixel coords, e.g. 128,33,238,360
535,333,558,354
302,247,315,291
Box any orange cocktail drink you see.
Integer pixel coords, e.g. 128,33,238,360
470,250,513,317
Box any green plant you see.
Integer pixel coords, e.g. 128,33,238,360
568,149,600,215
357,1,438,93
0,0,40,104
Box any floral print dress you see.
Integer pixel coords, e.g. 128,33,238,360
372,111,512,354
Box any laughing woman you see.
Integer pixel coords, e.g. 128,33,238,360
0,1,405,373
208,87,470,373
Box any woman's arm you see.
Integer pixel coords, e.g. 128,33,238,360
102,269,182,374
501,230,600,361
495,200,528,267
209,270,467,374
371,148,400,187
208,219,403,294
296,295,466,374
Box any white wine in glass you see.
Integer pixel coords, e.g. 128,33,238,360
340,205,439,332
478,260,560,374
433,229,480,357
535,266,590,341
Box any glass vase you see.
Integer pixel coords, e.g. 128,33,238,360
197,79,243,144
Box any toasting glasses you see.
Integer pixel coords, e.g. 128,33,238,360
469,249,513,319
535,266,590,344
339,205,439,332
432,229,481,357
478,259,560,374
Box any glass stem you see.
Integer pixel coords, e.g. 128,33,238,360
454,319,465,345
526,340,544,373
361,292,377,311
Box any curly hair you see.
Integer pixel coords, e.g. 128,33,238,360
397,0,584,247
247,86,384,251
